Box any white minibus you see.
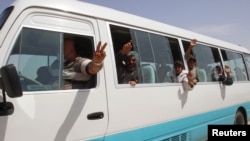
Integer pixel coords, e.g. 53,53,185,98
0,0,249,141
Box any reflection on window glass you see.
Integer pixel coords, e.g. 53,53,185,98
0,6,14,30
221,50,248,81
243,54,250,80
7,28,62,91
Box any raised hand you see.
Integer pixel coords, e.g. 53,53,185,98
128,80,137,87
190,39,197,47
121,40,133,54
92,41,107,64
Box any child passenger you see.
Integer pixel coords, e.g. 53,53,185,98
185,39,199,83
169,60,196,91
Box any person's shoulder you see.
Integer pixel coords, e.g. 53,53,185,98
182,70,189,74
178,70,188,78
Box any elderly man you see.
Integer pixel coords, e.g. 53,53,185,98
115,40,139,86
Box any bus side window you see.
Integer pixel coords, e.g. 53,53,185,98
110,25,197,85
130,30,156,84
7,27,62,91
221,50,248,81
182,40,223,82
35,66,53,85
62,34,97,89
6,28,97,91
165,37,183,83
131,31,179,84
109,25,138,85
243,54,250,80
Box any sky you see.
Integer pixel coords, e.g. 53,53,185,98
1,0,250,50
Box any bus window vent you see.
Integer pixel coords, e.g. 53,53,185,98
162,132,190,141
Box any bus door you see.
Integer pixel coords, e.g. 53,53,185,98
0,8,108,141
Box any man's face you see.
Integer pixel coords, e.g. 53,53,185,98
64,40,77,62
125,56,136,71
188,59,196,69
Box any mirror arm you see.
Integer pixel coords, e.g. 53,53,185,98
0,78,14,116
2,88,6,104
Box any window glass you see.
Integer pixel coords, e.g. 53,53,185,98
221,50,248,81
131,30,180,83
151,36,177,83
0,6,14,30
7,28,62,91
182,40,222,82
7,28,95,91
131,30,155,83
243,54,250,80
110,24,182,84
110,25,139,84
131,30,154,62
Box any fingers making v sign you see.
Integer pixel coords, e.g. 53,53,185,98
92,41,107,64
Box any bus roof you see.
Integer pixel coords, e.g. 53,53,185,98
6,0,250,53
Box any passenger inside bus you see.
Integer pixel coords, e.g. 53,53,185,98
63,37,107,89
211,65,233,85
35,65,61,90
185,39,199,85
170,60,194,90
35,66,53,85
115,40,139,86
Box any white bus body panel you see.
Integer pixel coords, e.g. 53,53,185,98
0,0,249,141
0,5,108,141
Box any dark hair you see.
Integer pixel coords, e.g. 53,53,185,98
188,55,196,62
174,60,184,68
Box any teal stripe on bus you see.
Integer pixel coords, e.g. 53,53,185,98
89,102,250,141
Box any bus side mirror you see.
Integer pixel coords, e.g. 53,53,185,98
0,64,23,116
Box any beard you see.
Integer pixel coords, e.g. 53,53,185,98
126,65,136,72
